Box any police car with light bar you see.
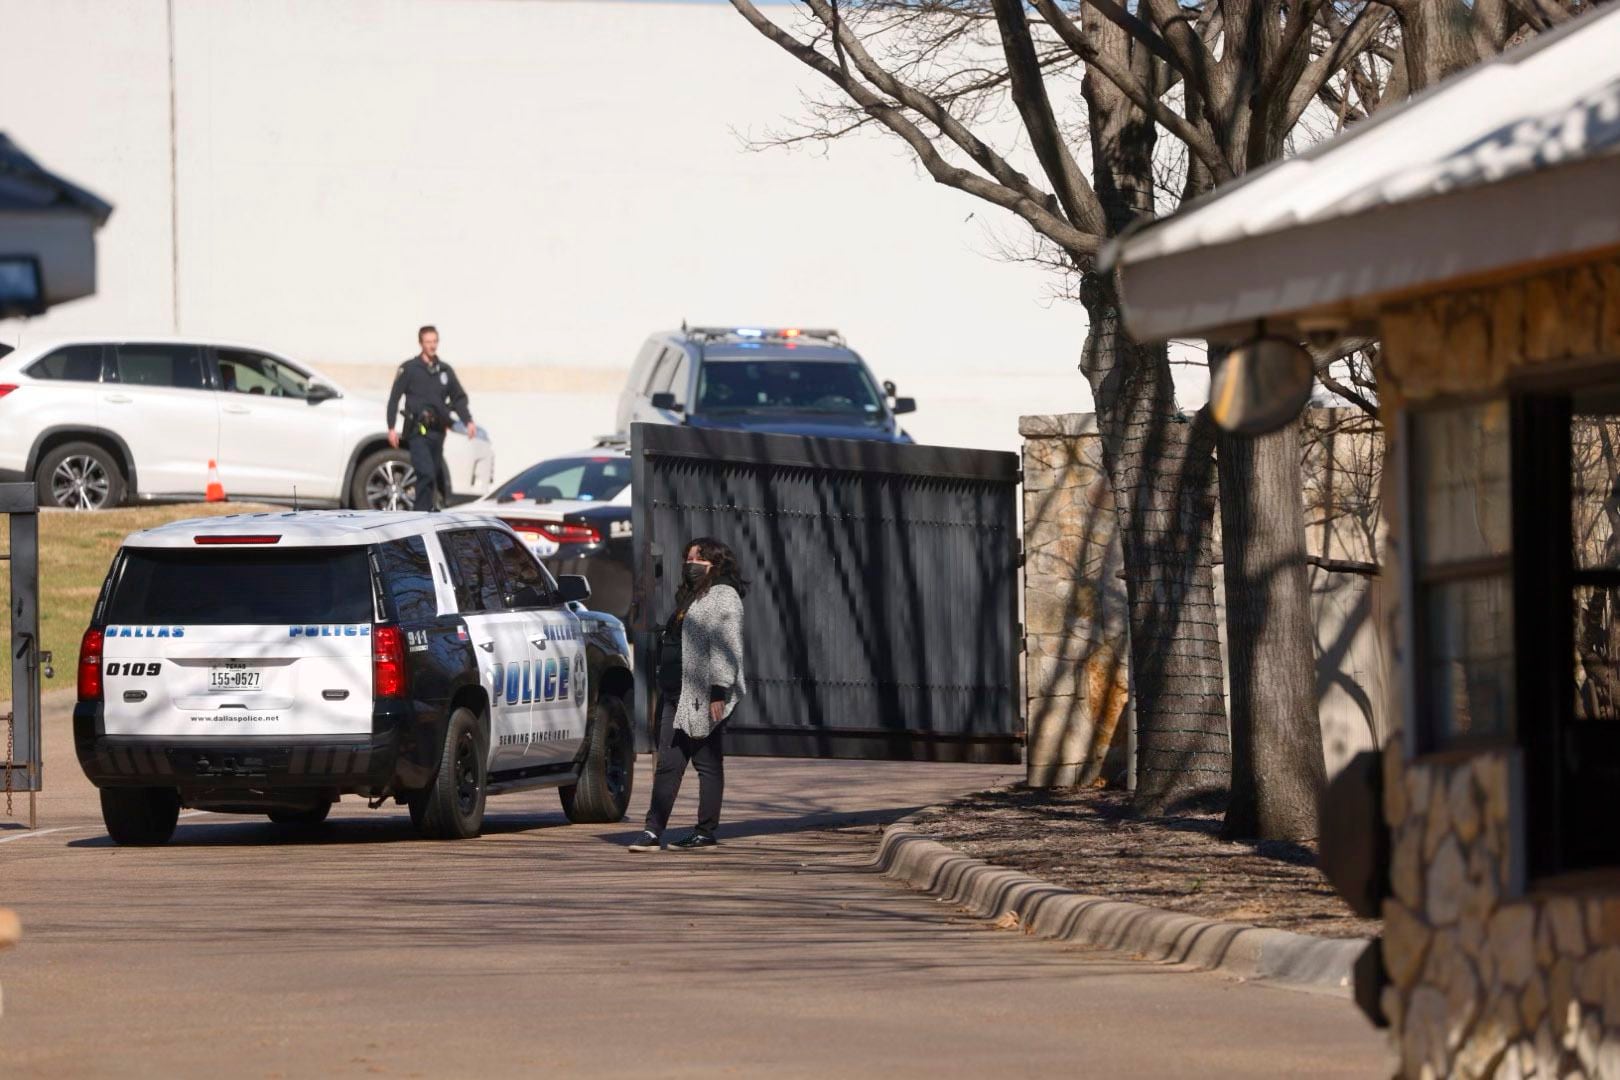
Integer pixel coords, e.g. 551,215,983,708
615,325,917,444
73,510,636,845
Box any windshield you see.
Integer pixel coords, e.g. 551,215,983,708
107,548,375,625
493,456,631,504
696,361,884,418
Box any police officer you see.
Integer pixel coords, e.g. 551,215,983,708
386,325,476,512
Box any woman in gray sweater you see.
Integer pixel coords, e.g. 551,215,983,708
629,537,747,852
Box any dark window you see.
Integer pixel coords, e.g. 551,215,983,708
115,344,207,390
217,348,313,398
441,529,503,613
106,548,373,625
668,352,691,406
491,455,630,504
376,536,438,623
27,345,103,382
695,360,884,418
1410,401,1514,748
484,528,555,609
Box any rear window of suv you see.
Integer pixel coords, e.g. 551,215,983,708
27,345,103,382
106,548,375,625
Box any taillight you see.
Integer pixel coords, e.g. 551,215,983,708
502,519,601,546
0,385,18,400
372,624,407,699
78,627,104,703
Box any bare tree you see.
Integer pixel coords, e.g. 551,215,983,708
728,0,1589,836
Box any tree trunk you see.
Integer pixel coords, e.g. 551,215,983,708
1081,273,1230,814
1217,420,1326,840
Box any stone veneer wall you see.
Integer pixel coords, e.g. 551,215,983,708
1020,414,1130,787
1378,255,1620,1078
1019,409,1388,789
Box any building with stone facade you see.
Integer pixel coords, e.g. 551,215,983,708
1109,7,1620,1076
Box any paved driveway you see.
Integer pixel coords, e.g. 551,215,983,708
1,694,1389,1077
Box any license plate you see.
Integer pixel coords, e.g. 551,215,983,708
209,664,263,692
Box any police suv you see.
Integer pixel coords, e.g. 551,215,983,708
72,510,636,845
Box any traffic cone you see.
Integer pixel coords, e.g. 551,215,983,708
205,460,227,503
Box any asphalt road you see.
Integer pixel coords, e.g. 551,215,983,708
1,692,1390,1077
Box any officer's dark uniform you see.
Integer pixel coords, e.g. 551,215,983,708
385,355,473,512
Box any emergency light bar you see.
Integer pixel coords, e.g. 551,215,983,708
687,326,845,346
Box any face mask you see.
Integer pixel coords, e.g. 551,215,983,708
682,562,708,586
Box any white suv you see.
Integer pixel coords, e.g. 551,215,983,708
0,337,495,510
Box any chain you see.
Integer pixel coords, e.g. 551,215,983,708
3,711,12,818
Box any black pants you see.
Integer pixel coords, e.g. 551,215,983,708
644,694,724,838
407,430,447,512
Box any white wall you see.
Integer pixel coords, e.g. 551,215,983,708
2,0,1219,453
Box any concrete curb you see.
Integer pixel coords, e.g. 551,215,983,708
874,821,1366,996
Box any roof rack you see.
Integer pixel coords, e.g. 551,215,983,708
685,326,846,346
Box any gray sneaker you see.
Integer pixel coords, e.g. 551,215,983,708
627,831,662,852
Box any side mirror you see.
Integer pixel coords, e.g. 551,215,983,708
306,382,338,404
892,397,917,415
649,391,683,413
557,574,592,604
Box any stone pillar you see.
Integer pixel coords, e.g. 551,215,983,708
1020,414,1130,788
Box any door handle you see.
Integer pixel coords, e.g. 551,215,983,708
223,403,250,414
104,394,133,404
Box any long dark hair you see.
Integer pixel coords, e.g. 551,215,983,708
673,536,748,613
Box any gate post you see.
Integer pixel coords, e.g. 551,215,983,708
2,483,44,829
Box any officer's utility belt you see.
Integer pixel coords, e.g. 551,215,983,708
413,407,448,436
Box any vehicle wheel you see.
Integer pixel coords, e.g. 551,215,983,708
353,448,416,511
267,801,332,826
36,441,126,510
560,695,634,824
100,787,181,846
410,706,487,839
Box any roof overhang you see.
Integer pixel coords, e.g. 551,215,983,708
1116,149,1620,344
1107,4,1620,344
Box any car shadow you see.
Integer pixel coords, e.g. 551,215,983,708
66,809,573,848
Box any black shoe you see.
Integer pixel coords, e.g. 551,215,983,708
670,832,718,852
627,831,662,852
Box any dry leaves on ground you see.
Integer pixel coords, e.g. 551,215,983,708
909,785,1378,940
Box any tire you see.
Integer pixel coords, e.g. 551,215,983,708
100,787,181,846
36,441,126,510
267,801,332,826
409,706,487,839
560,695,635,824
352,448,416,511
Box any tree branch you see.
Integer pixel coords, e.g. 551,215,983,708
1031,0,1235,182
728,0,1104,256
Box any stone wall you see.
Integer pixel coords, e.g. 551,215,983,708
1378,253,1620,1077
1020,414,1130,787
1380,256,1620,407
1019,409,1388,788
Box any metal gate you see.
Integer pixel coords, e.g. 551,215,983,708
2,483,45,827
630,424,1022,763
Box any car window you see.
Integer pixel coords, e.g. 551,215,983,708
107,548,373,625
668,352,691,405
696,360,883,417
440,529,504,613
217,348,313,398
484,528,556,609
27,345,103,382
644,352,672,397
631,340,661,393
492,456,631,503
115,344,208,390
375,536,439,623
652,348,683,394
